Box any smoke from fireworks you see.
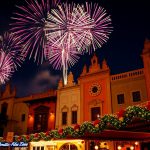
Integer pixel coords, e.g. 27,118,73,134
10,0,59,64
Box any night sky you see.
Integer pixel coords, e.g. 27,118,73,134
0,0,150,97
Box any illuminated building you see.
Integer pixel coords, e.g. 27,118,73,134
0,40,150,149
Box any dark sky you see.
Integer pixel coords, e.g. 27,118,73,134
0,0,150,97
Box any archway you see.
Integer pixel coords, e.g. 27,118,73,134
59,143,78,150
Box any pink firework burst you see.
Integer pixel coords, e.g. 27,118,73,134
45,3,94,51
0,50,15,84
45,2,112,54
45,35,82,69
0,32,24,69
45,33,82,85
10,0,59,64
84,2,113,52
45,3,94,84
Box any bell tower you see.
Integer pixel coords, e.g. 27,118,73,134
142,39,150,100
79,54,112,122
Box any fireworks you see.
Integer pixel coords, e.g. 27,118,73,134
45,34,82,85
9,0,112,85
0,32,24,84
84,2,112,52
45,2,112,84
45,3,92,84
45,3,94,51
10,0,59,64
0,32,24,69
0,50,14,84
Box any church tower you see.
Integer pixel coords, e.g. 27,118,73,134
79,54,112,122
142,39,150,100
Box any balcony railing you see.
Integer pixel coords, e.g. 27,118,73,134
111,68,144,81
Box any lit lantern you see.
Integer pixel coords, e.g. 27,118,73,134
95,145,99,150
130,146,134,150
117,145,121,150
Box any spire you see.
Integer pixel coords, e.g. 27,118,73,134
1,82,13,98
58,79,63,89
66,71,74,86
143,39,150,54
91,53,98,66
89,54,101,73
102,59,109,70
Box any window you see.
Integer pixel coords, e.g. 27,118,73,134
72,111,77,124
60,143,78,150
117,94,124,104
62,112,67,125
41,147,44,150
33,147,44,150
91,107,100,121
132,91,141,102
21,114,25,122
47,146,57,150
1,103,8,115
34,106,49,132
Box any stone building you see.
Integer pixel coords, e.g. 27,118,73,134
0,40,150,144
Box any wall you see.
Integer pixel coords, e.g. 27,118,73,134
79,55,112,122
12,102,29,134
111,69,148,113
27,101,56,132
142,39,150,100
56,85,80,128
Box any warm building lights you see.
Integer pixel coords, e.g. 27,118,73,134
94,145,99,150
130,146,134,150
117,145,122,150
49,112,55,121
28,114,32,118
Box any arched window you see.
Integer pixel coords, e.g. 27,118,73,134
34,105,49,132
1,102,8,115
59,143,78,150
71,105,78,124
61,105,68,125
88,99,102,121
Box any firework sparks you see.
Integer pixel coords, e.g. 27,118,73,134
45,3,94,51
10,0,59,64
85,2,112,52
45,3,94,84
45,2,112,54
45,34,82,85
0,32,24,69
10,0,112,85
0,50,14,84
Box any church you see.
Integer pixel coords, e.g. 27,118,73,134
0,39,150,149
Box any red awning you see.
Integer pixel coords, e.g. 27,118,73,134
79,130,150,141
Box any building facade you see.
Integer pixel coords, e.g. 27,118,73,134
0,88,56,136
56,40,150,129
0,40,150,142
